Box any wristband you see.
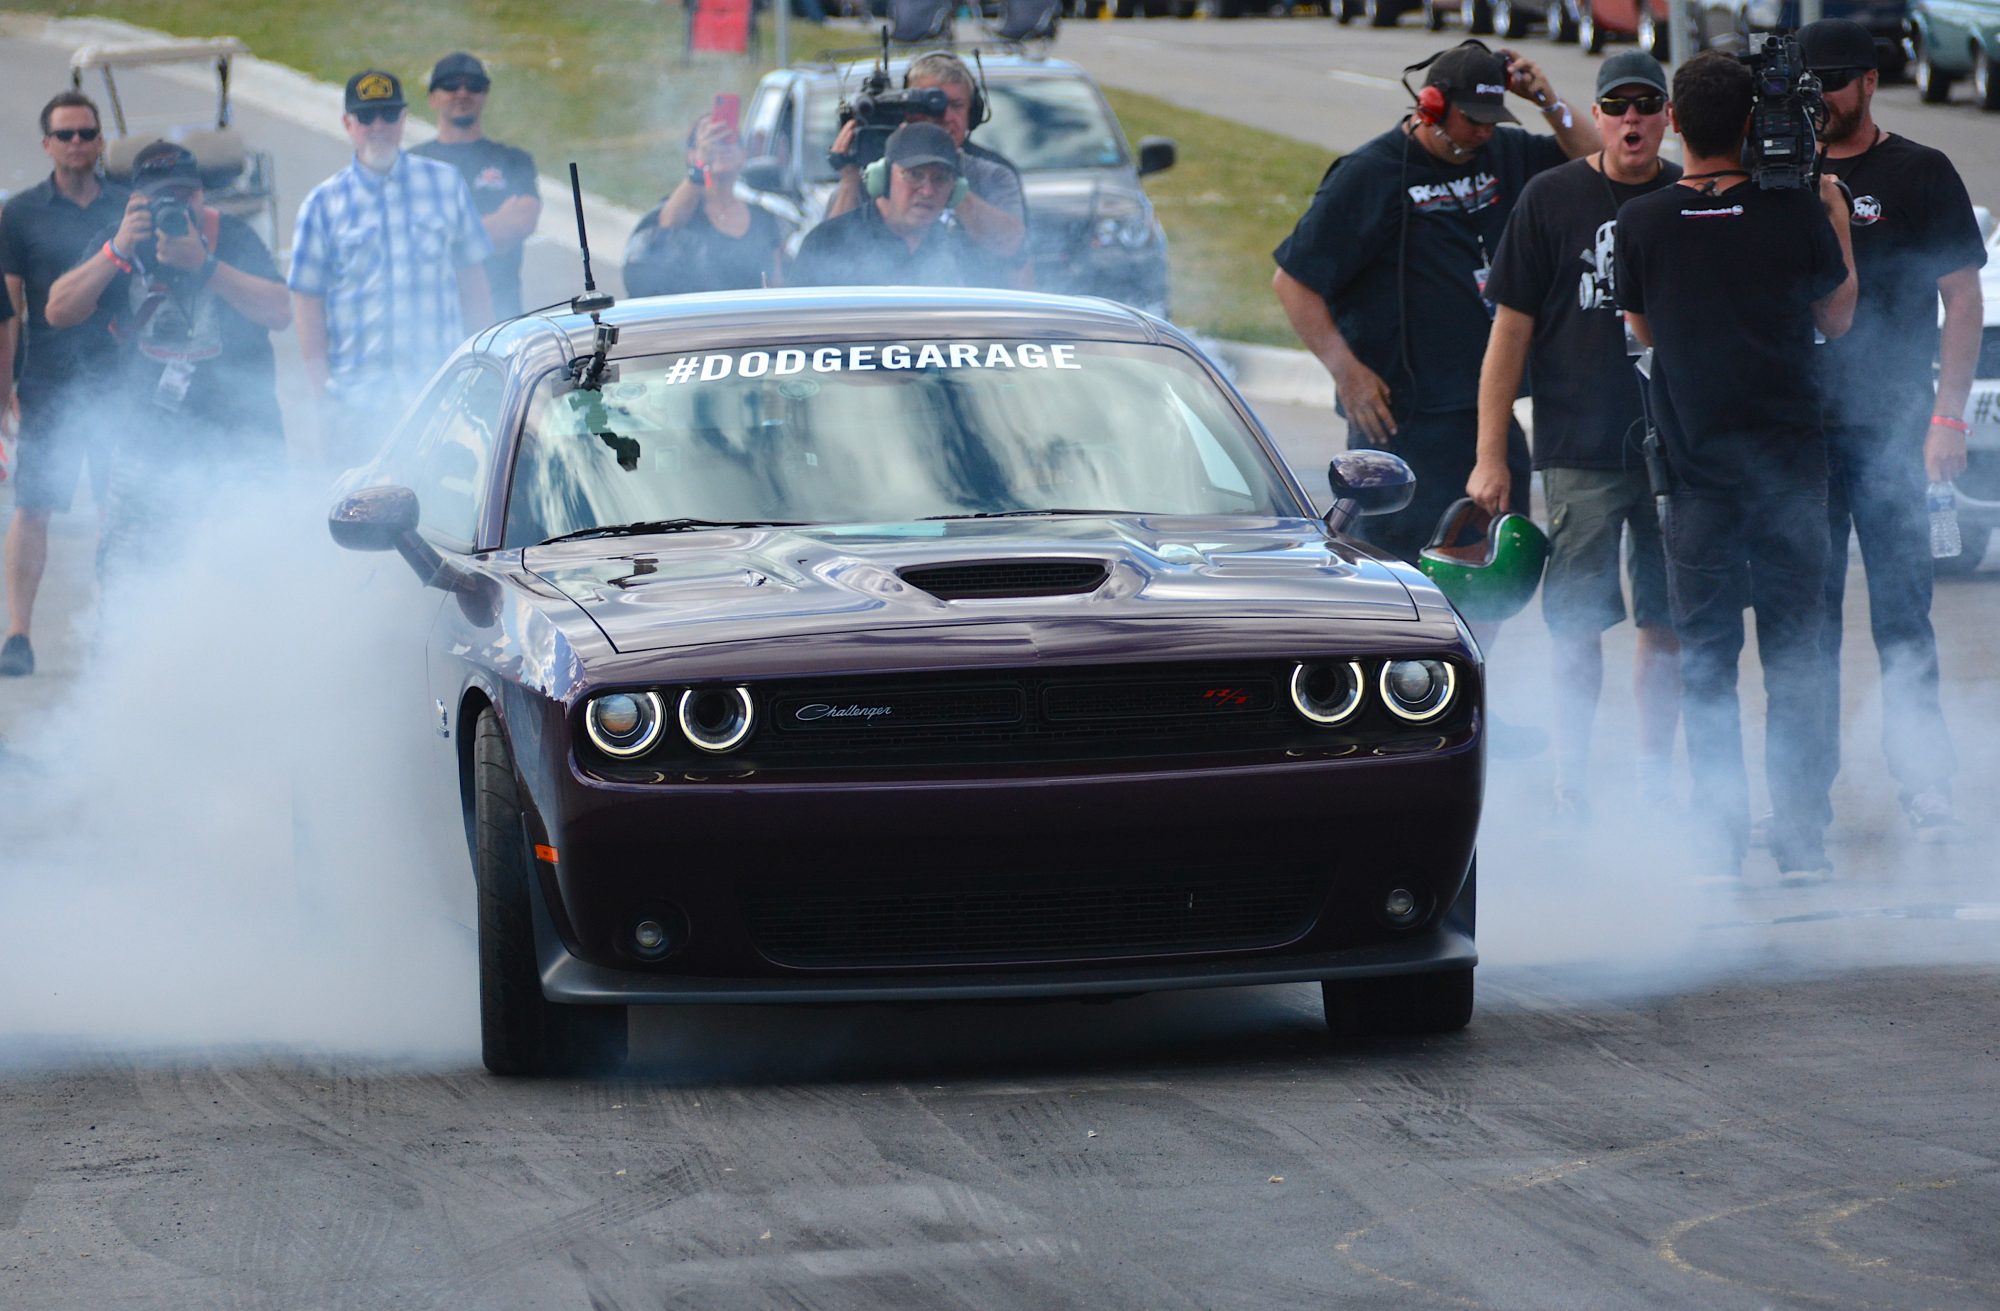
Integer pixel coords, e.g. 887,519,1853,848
102,240,133,274
1540,99,1573,130
1931,414,1970,433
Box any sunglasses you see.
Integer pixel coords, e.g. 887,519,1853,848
47,127,101,142
1596,94,1665,116
432,78,489,94
1815,67,1867,92
352,106,404,126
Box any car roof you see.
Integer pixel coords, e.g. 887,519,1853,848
475,286,1171,375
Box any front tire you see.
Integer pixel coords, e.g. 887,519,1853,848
1913,30,1955,102
1323,968,1475,1037
475,709,629,1077
1578,1,1603,51
1976,45,2000,110
1550,0,1579,42
1638,4,1668,58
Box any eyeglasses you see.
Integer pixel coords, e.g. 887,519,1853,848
1815,67,1867,92
432,78,489,94
47,127,101,142
1596,94,1665,117
352,106,404,126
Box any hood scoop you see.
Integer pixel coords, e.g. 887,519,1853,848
899,559,1110,601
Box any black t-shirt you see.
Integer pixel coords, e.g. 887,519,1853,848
623,201,783,297
410,137,539,319
1272,122,1567,418
1486,155,1682,469
1615,181,1848,497
1819,134,1988,432
0,174,131,391
97,211,284,448
789,200,1005,290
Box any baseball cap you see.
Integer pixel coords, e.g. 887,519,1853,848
344,69,407,114
1799,19,1878,72
1596,50,1669,98
130,140,199,196
883,122,960,172
1425,44,1519,125
429,51,490,91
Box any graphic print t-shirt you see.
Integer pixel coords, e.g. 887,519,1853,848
1485,155,1681,469
1273,123,1566,418
1819,134,1988,432
412,137,539,319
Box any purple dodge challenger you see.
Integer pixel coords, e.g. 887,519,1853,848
330,287,1484,1075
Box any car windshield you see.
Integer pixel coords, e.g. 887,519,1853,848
804,75,1128,182
504,340,1295,547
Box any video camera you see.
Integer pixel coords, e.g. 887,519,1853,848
1739,31,1827,190
836,31,950,171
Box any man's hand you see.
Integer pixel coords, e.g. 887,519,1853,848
1499,50,1557,108
1926,422,1969,483
697,117,744,175
1818,172,1852,230
1466,457,1511,516
154,223,209,272
113,192,153,258
1333,359,1397,446
830,120,860,171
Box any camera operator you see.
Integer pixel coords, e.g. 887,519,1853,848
624,113,784,297
789,123,1003,289
44,142,290,567
1796,19,1987,842
1614,51,1857,880
1469,51,1683,817
824,51,1026,271
1272,42,1599,567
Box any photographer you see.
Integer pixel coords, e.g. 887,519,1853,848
1469,51,1684,818
789,123,1002,289
624,113,784,297
1614,51,1856,880
824,51,1026,271
1797,19,1987,841
45,143,290,563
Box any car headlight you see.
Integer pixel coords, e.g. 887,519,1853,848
678,686,755,753
1379,660,1456,723
585,691,667,757
1290,661,1366,726
1091,191,1156,251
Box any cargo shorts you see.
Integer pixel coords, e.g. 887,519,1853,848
1540,465,1671,636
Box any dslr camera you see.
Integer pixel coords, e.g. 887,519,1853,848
150,196,195,241
1739,32,1827,190
835,35,950,171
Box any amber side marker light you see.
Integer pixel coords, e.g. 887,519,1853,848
534,845,559,864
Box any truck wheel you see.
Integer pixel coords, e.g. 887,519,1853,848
1493,0,1529,37
1323,968,1475,1037
1638,5,1668,58
1463,0,1494,34
1578,2,1604,52
1913,30,1955,102
1550,0,1579,42
1976,45,2000,110
475,709,628,1077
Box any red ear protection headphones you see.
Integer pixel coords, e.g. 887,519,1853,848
1415,84,1447,126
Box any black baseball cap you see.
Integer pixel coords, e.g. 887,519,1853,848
1425,45,1519,125
883,122,960,172
429,51,490,91
1596,51,1669,98
344,69,407,114
1799,19,1877,72
131,140,200,196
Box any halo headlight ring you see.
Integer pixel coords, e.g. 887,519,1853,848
1378,659,1457,723
1289,660,1366,726
678,686,755,753
585,691,667,758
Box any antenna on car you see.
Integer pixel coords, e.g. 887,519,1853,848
566,161,618,389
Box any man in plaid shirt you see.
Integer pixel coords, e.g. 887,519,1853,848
288,70,492,467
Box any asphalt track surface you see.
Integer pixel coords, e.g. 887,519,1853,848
2,17,1998,1310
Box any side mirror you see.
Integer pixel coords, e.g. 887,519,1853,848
328,485,418,552
1325,450,1415,536
1136,136,1177,178
740,156,789,194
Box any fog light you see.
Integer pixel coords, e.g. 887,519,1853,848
1384,888,1421,926
633,919,670,959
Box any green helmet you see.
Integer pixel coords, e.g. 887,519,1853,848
1416,499,1549,624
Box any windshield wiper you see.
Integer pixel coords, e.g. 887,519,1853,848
921,508,1140,521
539,518,810,545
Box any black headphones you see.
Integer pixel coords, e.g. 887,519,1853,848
904,51,990,131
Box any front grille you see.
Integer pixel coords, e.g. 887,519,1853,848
742,868,1328,967
900,560,1108,600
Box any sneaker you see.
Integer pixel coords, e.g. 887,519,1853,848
0,634,32,677
1901,791,1963,844
1777,860,1834,887
1488,717,1550,760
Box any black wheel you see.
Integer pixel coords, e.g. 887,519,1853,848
1493,0,1529,37
1421,0,1447,28
1550,0,1578,41
475,709,628,1077
1365,0,1399,25
1324,968,1475,1037
1637,5,1668,57
1463,0,1494,34
1336,0,1360,19
1913,30,1956,101
1578,1,1604,51
1976,45,2000,110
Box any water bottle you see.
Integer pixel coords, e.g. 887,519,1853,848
1928,481,1962,560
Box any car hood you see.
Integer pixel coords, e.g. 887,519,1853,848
523,516,1420,655
1020,168,1148,218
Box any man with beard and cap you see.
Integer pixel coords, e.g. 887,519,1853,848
411,52,541,320
1468,50,1683,821
1795,18,1986,843
288,70,493,468
787,123,1003,289
1614,51,1857,882
44,142,291,573
0,90,129,678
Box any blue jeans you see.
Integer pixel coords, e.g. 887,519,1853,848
1663,489,1831,870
